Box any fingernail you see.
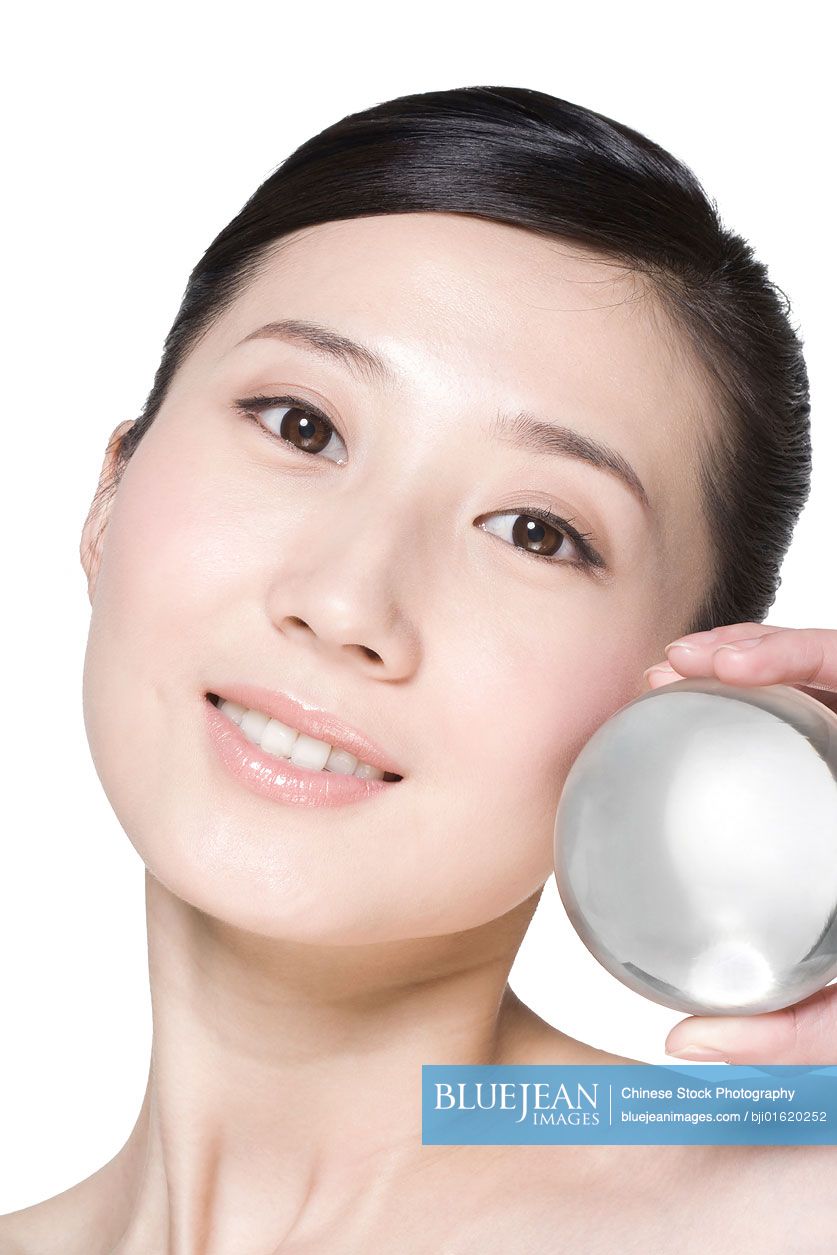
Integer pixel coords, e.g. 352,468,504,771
643,664,675,680
714,637,764,652
665,642,698,656
668,1015,780,1061
666,1046,730,1061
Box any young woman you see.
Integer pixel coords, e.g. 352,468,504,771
3,84,836,1253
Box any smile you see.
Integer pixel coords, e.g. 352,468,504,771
207,693,403,782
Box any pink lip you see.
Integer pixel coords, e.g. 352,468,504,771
204,698,398,808
205,680,406,778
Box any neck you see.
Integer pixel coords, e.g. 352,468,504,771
101,870,549,1253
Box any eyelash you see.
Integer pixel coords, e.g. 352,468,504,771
233,392,607,573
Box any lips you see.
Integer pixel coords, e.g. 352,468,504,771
204,680,405,780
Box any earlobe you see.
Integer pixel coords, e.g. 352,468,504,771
79,419,135,603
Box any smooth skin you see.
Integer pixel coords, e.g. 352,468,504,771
2,214,835,1253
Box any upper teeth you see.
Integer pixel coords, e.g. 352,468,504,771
217,698,390,780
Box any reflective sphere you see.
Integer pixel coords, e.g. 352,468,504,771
553,678,837,1015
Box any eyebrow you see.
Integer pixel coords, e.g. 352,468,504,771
488,411,652,512
236,318,652,512
237,318,397,387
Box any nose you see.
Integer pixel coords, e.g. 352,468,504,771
264,496,421,678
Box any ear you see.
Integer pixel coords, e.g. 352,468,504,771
80,419,135,604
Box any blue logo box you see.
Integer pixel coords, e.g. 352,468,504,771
421,1064,837,1145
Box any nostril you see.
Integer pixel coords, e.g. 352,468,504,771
355,644,383,663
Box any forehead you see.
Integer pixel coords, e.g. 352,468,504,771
202,212,715,520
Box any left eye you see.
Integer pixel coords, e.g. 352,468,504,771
479,511,595,568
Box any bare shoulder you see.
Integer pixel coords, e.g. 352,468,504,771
519,1144,836,1255
0,1200,59,1255
0,1191,92,1255
492,1011,837,1253
0,1161,125,1255
0,1210,29,1255
481,1122,837,1255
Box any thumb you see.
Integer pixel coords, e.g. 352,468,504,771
664,984,837,1065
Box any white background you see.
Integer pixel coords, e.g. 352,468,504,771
1,0,834,1214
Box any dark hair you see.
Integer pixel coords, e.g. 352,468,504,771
110,85,812,637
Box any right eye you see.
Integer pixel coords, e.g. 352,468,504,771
234,394,348,465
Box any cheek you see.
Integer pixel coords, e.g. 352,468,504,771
439,626,647,832
383,639,649,936
340,623,651,936
90,421,246,671
80,424,240,860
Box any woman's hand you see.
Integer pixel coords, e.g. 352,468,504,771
642,622,837,1064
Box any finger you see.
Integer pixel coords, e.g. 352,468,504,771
664,983,837,1065
665,623,791,650
665,627,837,695
641,624,790,689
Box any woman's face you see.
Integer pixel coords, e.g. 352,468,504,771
80,213,714,942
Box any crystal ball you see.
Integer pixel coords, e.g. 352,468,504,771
553,678,837,1016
